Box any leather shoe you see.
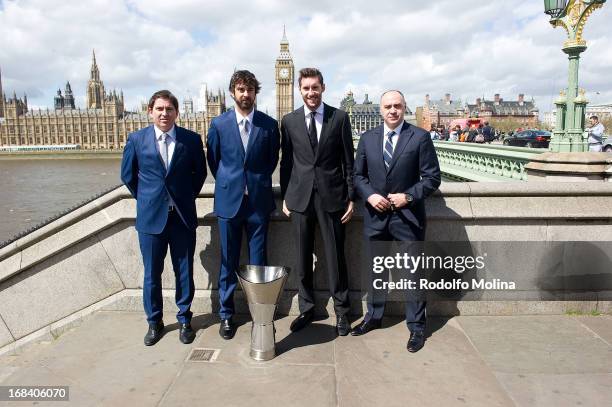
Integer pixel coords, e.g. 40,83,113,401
350,318,382,336
290,310,314,332
179,323,195,344
219,318,236,340
407,331,425,353
144,321,164,346
336,315,351,336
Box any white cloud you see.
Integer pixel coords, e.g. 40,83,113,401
1,0,611,119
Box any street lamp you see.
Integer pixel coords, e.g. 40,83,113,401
544,0,606,152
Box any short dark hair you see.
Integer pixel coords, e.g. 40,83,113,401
590,115,599,121
229,70,261,94
484,121,489,125
298,67,324,87
148,90,179,111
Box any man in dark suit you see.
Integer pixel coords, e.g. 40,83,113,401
351,90,440,353
206,70,280,339
280,68,354,336
121,90,206,346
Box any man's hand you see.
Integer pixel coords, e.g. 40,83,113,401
282,200,291,217
387,193,410,209
341,201,354,224
367,194,392,212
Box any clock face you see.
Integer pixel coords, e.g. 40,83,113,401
279,68,289,79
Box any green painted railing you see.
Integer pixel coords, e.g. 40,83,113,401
433,142,547,182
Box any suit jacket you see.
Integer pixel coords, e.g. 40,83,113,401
280,103,355,213
354,122,440,235
121,125,206,234
206,109,280,218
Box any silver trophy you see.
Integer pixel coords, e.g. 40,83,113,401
238,265,290,361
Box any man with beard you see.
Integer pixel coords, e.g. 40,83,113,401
280,67,354,336
206,70,280,339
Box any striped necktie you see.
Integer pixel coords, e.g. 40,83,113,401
384,130,395,170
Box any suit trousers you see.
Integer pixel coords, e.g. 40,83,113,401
291,190,350,316
138,211,196,325
365,211,426,333
217,195,269,319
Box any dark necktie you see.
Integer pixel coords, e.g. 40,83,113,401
384,130,395,171
308,111,318,152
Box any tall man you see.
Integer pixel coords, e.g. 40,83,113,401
121,90,206,346
280,68,354,336
352,90,440,353
206,70,280,339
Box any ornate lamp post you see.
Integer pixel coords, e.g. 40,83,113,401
544,0,606,152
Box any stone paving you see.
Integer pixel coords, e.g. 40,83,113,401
0,311,610,406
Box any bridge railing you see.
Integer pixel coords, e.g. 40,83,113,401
433,141,547,182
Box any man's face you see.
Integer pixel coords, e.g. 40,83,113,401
232,81,256,112
380,91,406,129
590,117,598,126
299,76,325,110
149,97,177,132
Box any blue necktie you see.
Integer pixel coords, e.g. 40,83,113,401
384,130,395,171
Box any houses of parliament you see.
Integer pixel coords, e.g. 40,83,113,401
0,32,295,149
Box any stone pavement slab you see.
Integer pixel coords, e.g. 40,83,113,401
0,312,610,406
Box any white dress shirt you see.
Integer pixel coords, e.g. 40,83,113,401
382,122,404,154
235,107,255,149
305,103,324,141
153,124,176,166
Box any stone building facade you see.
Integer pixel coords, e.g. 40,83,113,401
0,51,226,149
275,27,294,121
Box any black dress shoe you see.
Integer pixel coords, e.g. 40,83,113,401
179,323,195,344
290,310,314,332
144,321,164,346
350,318,382,336
219,318,236,340
407,331,425,353
336,315,351,336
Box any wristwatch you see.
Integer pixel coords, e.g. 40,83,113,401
404,194,413,204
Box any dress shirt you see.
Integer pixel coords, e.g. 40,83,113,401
154,125,176,166
304,103,324,141
382,122,404,154
236,108,255,140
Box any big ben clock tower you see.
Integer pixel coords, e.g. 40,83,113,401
275,27,294,121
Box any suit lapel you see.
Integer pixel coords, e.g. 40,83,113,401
244,111,262,163
147,126,167,173
297,106,316,162
166,126,185,176
315,103,333,161
387,122,413,173
372,126,386,174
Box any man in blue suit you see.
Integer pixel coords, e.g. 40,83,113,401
121,90,206,346
352,90,440,352
206,71,280,339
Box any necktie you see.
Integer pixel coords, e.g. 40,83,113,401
160,133,169,170
384,130,395,171
241,119,250,153
308,111,318,152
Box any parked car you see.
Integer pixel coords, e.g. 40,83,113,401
502,130,551,148
602,136,612,152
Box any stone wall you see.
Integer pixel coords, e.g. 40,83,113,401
1,183,612,353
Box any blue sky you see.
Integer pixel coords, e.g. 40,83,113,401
1,0,611,118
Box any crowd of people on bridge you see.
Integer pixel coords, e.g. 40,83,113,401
429,122,499,144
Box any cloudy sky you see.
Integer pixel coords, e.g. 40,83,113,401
1,0,611,118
